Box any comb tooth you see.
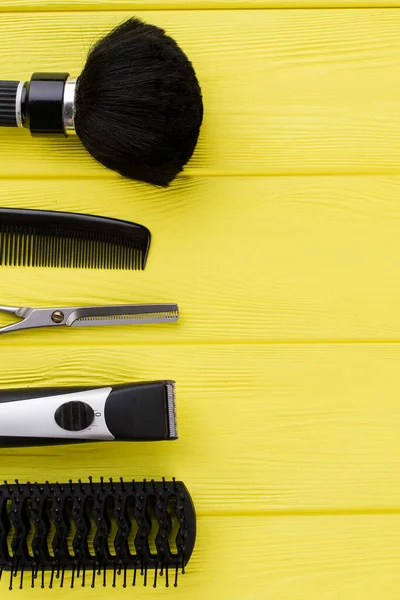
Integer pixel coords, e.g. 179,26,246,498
62,231,68,269
65,232,69,268
21,229,26,267
117,242,121,271
82,235,87,269
97,236,101,269
96,236,101,270
27,228,33,267
71,233,76,269
126,244,130,271
31,229,36,266
4,227,8,266
2,227,7,265
80,232,85,270
37,232,42,267
14,229,20,267
115,241,119,270
58,232,63,268
44,233,49,267
76,231,80,269
108,238,113,271
45,234,49,268
60,567,65,588
52,234,57,268
113,238,117,270
165,566,169,588
53,232,58,268
109,239,114,271
103,566,106,587
5,228,10,266
90,235,95,270
36,232,42,267
6,228,12,266
110,238,118,270
9,228,14,266
46,234,51,268
39,233,44,267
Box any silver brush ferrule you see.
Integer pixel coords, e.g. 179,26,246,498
15,81,25,128
62,76,77,136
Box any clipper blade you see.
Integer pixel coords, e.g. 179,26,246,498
0,477,195,589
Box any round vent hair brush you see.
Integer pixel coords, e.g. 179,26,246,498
0,17,203,186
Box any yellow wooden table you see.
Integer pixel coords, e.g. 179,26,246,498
1,1,400,598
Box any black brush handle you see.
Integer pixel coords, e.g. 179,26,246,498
0,80,20,126
0,73,69,134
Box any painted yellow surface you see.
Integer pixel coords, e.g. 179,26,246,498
0,4,399,600
1,0,400,9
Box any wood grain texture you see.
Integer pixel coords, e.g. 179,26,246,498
1,515,400,599
2,175,400,343
1,343,400,512
0,10,400,177
1,0,400,9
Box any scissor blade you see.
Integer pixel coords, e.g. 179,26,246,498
68,304,179,327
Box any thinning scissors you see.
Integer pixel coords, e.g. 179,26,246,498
0,303,179,335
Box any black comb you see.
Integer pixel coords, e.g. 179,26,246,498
0,208,151,269
0,477,195,589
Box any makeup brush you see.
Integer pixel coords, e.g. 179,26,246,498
0,17,203,186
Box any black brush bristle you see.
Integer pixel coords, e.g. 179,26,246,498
0,208,150,269
0,478,196,589
74,17,203,187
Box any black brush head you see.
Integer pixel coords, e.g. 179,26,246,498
0,477,196,589
74,17,203,186
0,208,150,269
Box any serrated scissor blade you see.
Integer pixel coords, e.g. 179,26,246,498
67,304,179,327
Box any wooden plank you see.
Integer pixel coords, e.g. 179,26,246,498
1,514,400,598
1,1,400,10
0,10,399,177
1,343,400,512
2,175,400,343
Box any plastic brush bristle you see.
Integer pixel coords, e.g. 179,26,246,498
0,478,195,590
0,209,151,270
